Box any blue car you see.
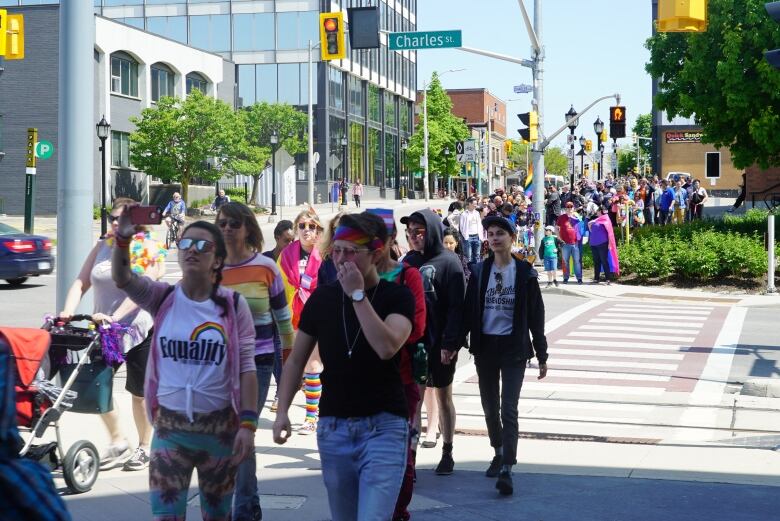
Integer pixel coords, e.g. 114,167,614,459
0,223,55,286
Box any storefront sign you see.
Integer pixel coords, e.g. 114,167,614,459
665,131,702,143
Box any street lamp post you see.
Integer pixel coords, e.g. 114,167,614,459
565,105,578,190
96,115,111,238
578,135,586,186
442,147,450,198
401,139,408,203
269,131,278,222
340,136,348,208
593,116,604,181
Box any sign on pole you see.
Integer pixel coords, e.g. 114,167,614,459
455,141,466,163
35,140,54,160
463,139,477,162
513,84,532,94
388,30,462,51
24,128,38,234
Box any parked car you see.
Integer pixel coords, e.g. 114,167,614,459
665,171,691,183
0,223,54,286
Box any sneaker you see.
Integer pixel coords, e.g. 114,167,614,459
545,282,552,288
577,279,583,284
298,420,317,435
496,470,514,495
123,447,150,471
553,280,559,287
270,397,278,413
100,442,131,470
435,453,454,475
485,456,502,478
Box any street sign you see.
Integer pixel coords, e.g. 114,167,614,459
513,84,532,94
26,128,37,168
463,139,478,162
455,141,466,163
35,140,53,160
388,30,462,51
567,149,575,160
567,134,575,145
611,155,618,169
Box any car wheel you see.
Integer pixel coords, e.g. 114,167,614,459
5,277,28,286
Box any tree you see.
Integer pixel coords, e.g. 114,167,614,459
632,113,653,157
129,90,241,202
645,0,780,168
618,149,638,176
238,102,308,204
544,146,568,177
405,73,470,194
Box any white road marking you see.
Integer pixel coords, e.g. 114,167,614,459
586,318,704,327
549,347,685,360
549,370,669,382
597,312,711,321
567,331,696,342
552,358,678,371
553,339,686,351
578,324,702,334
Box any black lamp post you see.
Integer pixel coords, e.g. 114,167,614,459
443,147,450,197
270,131,278,219
96,115,111,238
565,105,578,190
401,139,408,201
578,135,586,184
593,116,605,181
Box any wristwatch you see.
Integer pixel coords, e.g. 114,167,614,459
350,289,366,302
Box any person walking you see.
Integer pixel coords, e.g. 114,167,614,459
59,197,166,471
689,179,709,220
588,205,620,284
216,202,295,521
460,215,548,495
339,177,350,207
402,209,466,476
459,197,484,265
540,226,560,288
211,189,231,212
658,179,675,225
556,202,582,284
353,179,364,208
111,215,258,521
272,212,415,521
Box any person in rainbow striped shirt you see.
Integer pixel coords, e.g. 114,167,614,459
216,202,295,521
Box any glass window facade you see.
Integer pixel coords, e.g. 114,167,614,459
384,91,396,129
368,128,381,187
237,64,255,107
256,64,277,103
368,85,381,123
111,131,131,168
147,16,187,44
190,14,230,52
233,13,274,51
329,116,346,181
349,121,364,184
278,63,299,105
348,76,363,117
385,133,397,188
110,53,138,97
151,65,175,102
328,67,344,112
186,73,207,94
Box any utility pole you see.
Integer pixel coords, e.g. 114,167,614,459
423,85,430,201
307,40,319,207
56,2,94,313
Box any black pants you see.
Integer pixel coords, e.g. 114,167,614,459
590,242,611,282
354,195,361,207
475,335,527,466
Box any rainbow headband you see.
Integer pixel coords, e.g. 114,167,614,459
333,225,384,250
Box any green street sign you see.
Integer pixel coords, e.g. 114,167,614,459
35,140,54,160
388,30,462,51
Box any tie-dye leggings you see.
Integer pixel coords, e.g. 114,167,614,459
149,406,238,521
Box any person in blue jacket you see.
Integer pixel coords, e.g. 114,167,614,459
658,179,675,225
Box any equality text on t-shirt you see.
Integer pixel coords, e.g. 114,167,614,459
159,321,228,366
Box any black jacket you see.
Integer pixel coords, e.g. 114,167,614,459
460,256,548,363
403,209,465,351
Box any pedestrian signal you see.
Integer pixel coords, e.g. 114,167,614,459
320,12,346,61
517,111,538,143
609,106,626,139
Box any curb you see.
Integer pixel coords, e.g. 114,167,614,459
741,378,780,398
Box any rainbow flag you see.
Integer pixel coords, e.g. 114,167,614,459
524,163,533,197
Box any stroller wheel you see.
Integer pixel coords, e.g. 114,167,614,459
63,440,99,494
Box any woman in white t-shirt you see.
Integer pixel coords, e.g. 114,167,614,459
112,215,258,521
690,179,709,220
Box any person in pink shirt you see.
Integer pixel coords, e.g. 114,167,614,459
353,179,364,208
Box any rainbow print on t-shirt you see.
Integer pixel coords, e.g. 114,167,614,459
191,322,227,345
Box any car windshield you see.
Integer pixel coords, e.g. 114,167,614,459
0,223,22,235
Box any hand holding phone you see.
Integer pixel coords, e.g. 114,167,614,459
129,205,163,225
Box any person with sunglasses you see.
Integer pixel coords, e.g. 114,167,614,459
215,203,295,521
460,215,548,496
59,197,166,472
273,212,415,521
111,213,258,521
278,209,325,434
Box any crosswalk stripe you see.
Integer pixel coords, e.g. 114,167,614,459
554,339,685,351
586,318,704,327
610,304,714,312
522,382,666,395
597,312,710,321
578,324,701,334
549,369,670,382
549,347,685,360
552,358,678,371
567,331,695,342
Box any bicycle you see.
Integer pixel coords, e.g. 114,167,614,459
165,218,180,249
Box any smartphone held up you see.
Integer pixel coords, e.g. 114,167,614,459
129,205,163,225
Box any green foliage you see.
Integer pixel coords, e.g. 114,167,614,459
130,91,241,201
632,114,653,158
405,73,470,191
618,210,778,281
544,147,569,177
645,0,780,169
224,186,248,204
618,149,638,175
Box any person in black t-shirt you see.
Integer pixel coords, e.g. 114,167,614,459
273,212,415,521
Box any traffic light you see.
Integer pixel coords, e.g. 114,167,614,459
766,3,780,69
0,10,6,56
610,106,626,139
320,12,346,61
585,140,593,153
4,13,23,60
600,130,608,143
517,111,538,143
657,0,707,32
504,141,513,154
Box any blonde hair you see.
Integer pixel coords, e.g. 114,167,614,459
294,208,323,235
318,211,346,258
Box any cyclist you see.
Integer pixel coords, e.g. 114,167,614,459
162,192,187,241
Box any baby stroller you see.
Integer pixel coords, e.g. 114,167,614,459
4,315,106,494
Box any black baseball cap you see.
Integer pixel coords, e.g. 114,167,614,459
482,216,516,235
400,212,425,226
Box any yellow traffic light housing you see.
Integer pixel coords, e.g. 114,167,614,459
320,12,346,61
517,111,538,143
657,0,707,33
585,140,593,153
5,13,23,60
0,10,7,56
600,130,608,143
504,141,512,154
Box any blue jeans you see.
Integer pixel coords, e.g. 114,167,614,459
561,243,582,281
272,332,282,393
317,412,408,521
463,234,482,264
232,354,274,521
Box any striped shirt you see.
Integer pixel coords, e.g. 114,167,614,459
222,253,294,355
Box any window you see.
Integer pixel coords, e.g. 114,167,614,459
147,16,187,44
300,63,317,106
116,17,144,30
256,64,277,103
151,64,175,102
349,121,365,184
368,84,381,123
277,11,319,50
278,64,300,105
103,0,143,4
111,131,131,168
384,91,396,128
400,100,410,133
385,133,397,188
368,128,382,186
328,67,344,111
329,116,346,182
186,73,208,95
348,76,364,117
233,13,275,51
238,64,256,107
110,53,138,97
705,152,721,178
190,15,230,52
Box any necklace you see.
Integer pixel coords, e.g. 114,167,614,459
342,285,379,358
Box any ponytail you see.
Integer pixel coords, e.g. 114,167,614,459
211,264,230,318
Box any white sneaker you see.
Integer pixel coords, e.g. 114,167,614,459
122,447,150,471
99,442,131,470
298,421,317,435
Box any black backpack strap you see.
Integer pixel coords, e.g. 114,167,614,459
232,291,240,311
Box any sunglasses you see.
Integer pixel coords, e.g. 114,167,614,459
331,246,369,259
298,222,319,231
217,218,242,230
178,238,215,253
406,228,426,238
110,215,121,222
495,272,503,293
